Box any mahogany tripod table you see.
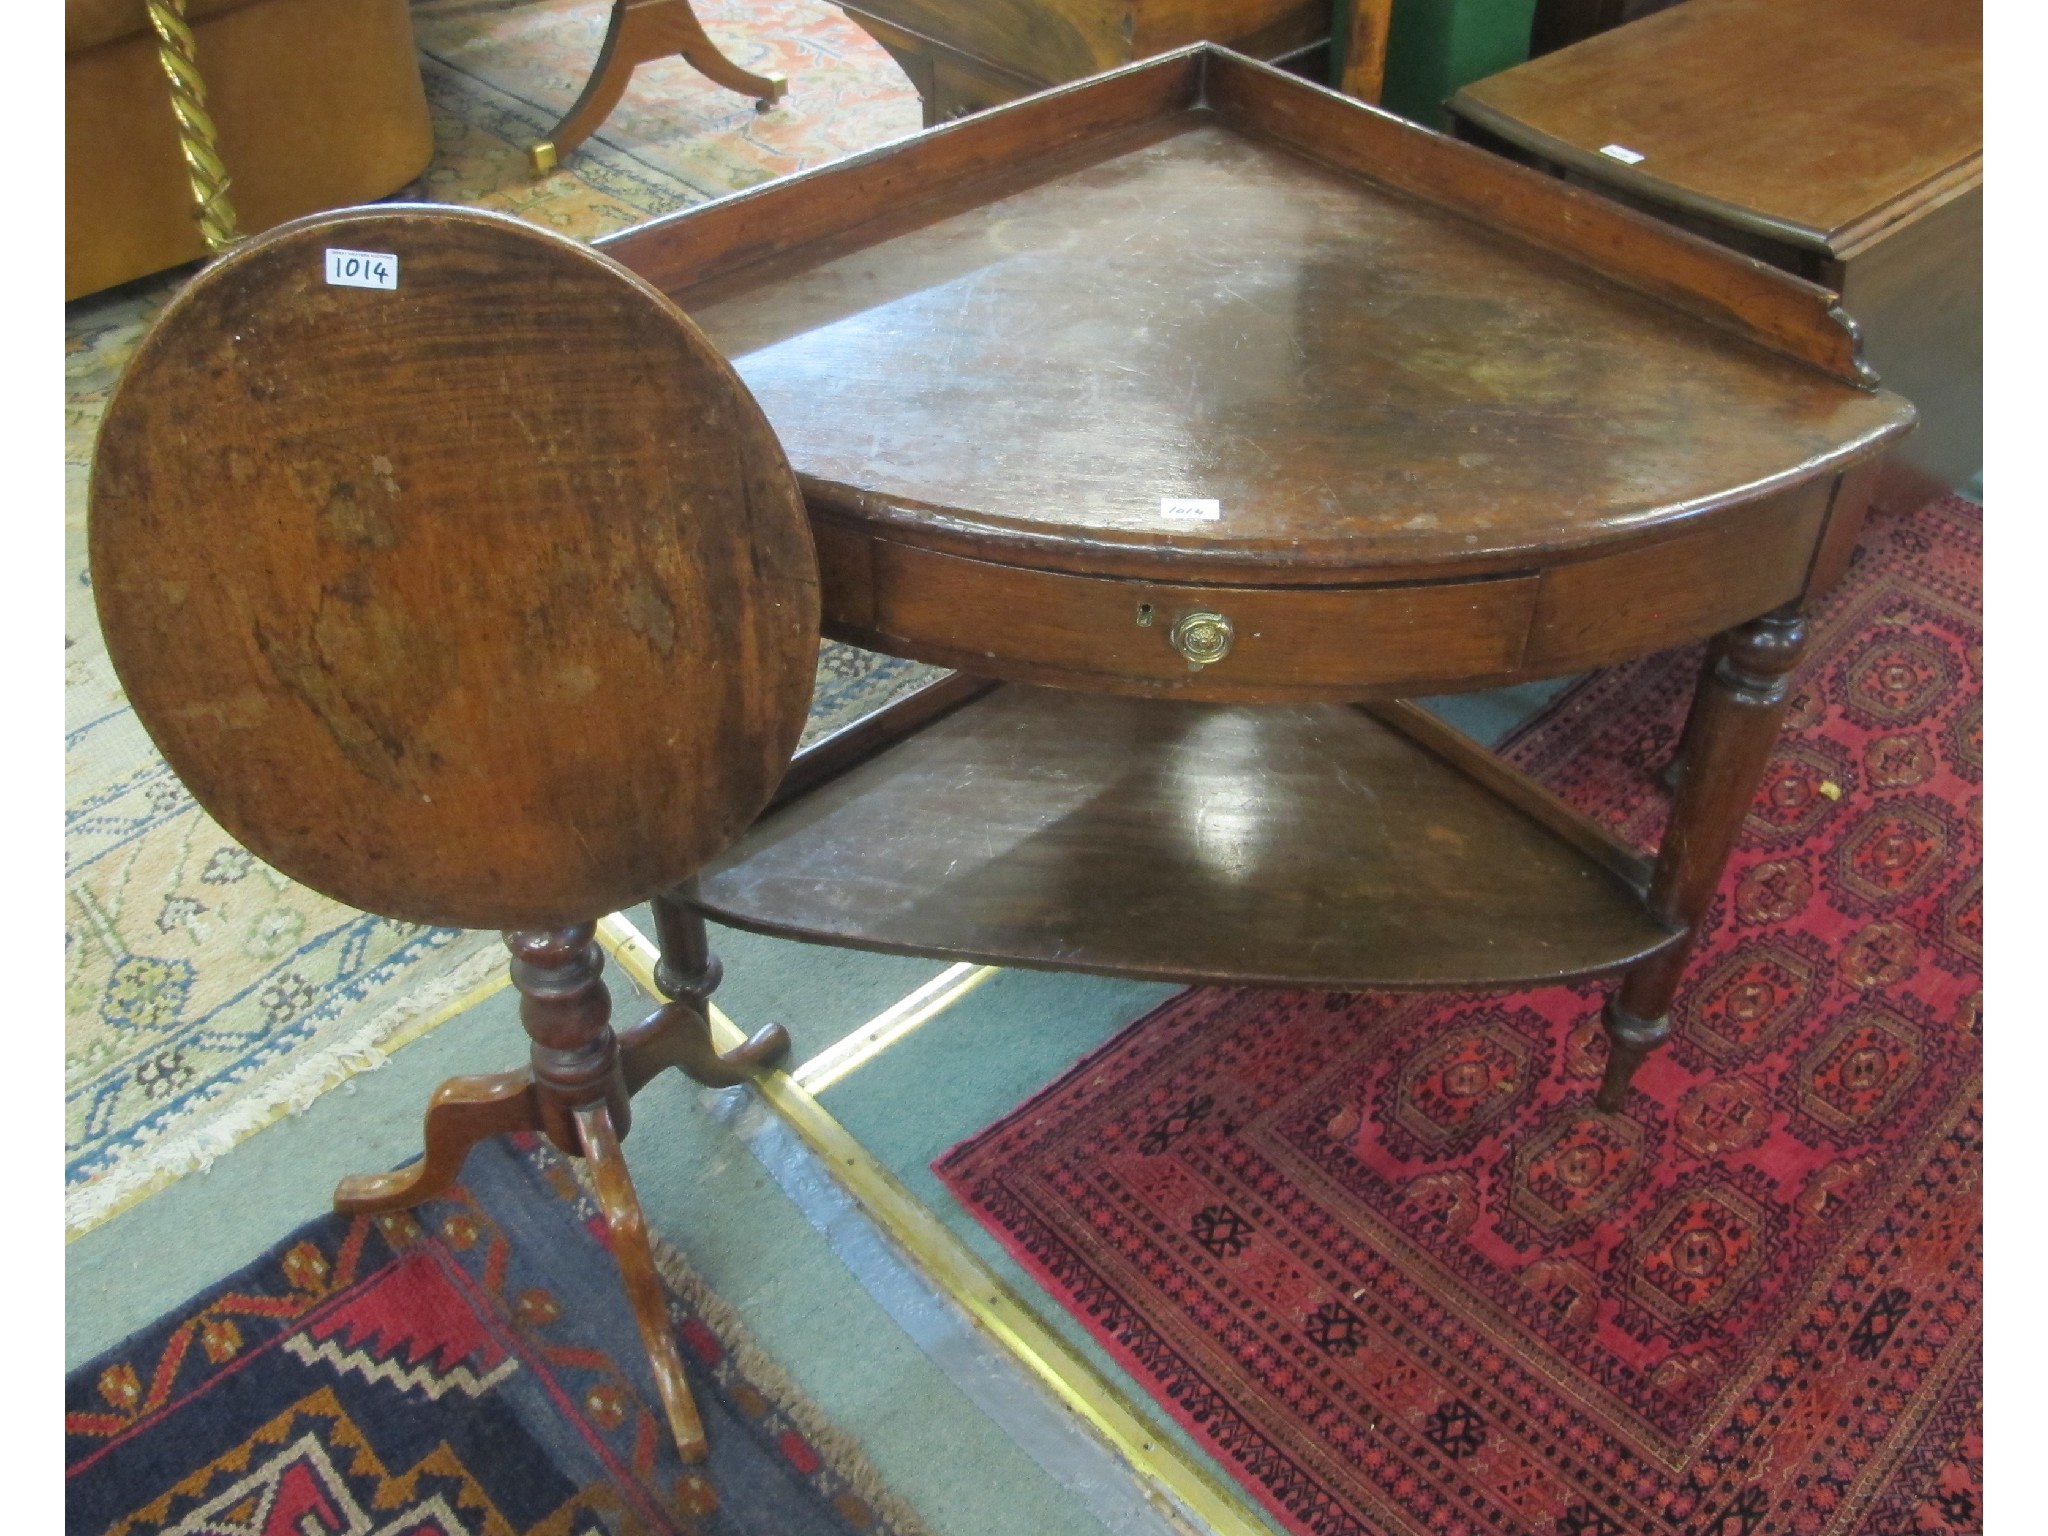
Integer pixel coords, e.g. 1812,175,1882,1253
595,44,1912,1110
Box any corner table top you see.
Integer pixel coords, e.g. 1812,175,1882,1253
603,47,1910,588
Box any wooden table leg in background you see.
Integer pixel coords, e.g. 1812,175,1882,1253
1597,607,1808,1110
530,0,790,174
1335,0,1396,102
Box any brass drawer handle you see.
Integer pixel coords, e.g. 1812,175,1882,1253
1169,611,1234,669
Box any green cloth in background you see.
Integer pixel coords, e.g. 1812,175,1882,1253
1364,0,1538,130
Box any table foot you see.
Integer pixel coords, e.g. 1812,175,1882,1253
1595,999,1669,1112
622,999,790,1090
576,1098,709,1462
1598,606,1808,1111
334,1069,541,1213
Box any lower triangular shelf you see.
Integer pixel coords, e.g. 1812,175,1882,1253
692,685,1678,990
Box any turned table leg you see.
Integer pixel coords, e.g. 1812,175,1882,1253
530,0,789,173
1597,607,1807,1111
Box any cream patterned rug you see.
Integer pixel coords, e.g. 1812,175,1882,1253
65,0,928,1237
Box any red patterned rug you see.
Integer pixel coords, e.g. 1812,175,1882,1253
936,496,1982,1536
68,1132,928,1535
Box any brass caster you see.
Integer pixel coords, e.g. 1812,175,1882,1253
529,140,559,176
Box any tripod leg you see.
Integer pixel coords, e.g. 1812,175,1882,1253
334,1069,541,1213
634,885,789,1090
531,0,789,173
574,1098,709,1463
661,0,787,105
621,1000,789,1091
531,2,638,171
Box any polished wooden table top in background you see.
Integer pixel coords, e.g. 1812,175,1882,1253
1446,0,1980,520
1450,0,1981,256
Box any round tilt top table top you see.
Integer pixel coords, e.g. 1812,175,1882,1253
89,206,820,932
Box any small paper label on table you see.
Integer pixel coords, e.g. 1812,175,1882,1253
1598,144,1647,165
325,249,399,290
1161,498,1221,521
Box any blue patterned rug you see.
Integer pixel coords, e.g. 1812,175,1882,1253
68,1131,930,1535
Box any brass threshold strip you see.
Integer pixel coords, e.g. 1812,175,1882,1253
594,914,1274,1536
791,962,1002,1093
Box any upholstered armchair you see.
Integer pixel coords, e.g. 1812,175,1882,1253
66,0,433,298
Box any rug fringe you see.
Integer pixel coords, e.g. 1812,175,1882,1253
65,941,509,1240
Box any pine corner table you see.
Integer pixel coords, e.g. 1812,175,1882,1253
597,44,1914,1110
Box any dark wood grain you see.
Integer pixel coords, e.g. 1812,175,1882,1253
803,478,1862,702
511,926,632,1156
88,204,820,932
576,1098,710,1463
846,542,1539,699
333,1070,541,1213
594,57,1203,298
691,684,1680,990
1358,700,1653,893
1599,608,1808,1108
619,999,791,1091
1202,54,1875,386
1521,480,1832,672
768,670,997,810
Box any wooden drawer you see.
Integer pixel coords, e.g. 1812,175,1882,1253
836,540,1539,699
1523,478,1834,671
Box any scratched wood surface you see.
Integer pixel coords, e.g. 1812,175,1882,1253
636,61,1909,589
88,205,820,931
